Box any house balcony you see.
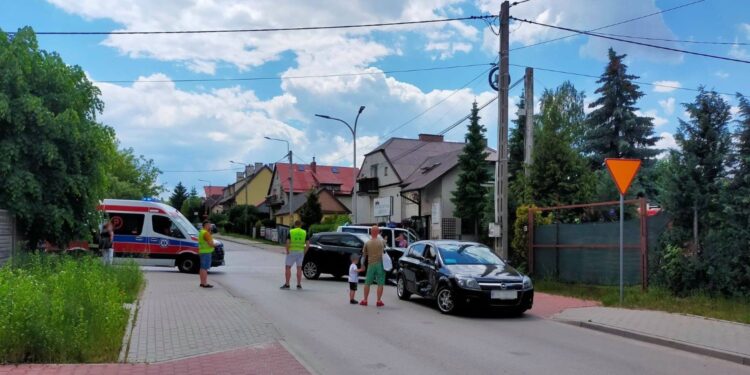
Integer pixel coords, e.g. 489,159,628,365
267,195,284,207
357,177,379,195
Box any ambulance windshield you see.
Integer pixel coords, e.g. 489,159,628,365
173,212,199,237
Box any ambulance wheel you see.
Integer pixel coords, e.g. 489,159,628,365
178,255,200,274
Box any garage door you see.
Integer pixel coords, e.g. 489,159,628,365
0,210,14,265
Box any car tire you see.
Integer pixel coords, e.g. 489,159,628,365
177,254,200,274
436,285,459,314
396,274,411,300
302,260,321,280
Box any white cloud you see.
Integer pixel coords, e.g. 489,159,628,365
731,106,740,117
714,70,730,79
652,81,681,93
318,135,381,167
658,97,676,115
655,132,678,157
636,109,668,128
729,42,750,60
477,0,683,62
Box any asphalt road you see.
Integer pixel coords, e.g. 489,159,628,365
211,240,747,375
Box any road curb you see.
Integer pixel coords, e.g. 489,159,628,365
118,297,140,362
558,319,750,366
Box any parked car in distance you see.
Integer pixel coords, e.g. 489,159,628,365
397,240,534,315
303,232,370,279
337,225,419,247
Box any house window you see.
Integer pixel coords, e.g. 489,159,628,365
370,164,378,178
384,166,388,176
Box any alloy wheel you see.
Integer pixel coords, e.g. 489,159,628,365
437,288,455,313
303,261,319,279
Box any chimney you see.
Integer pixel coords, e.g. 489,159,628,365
418,134,444,142
254,162,263,173
236,172,245,181
311,157,317,173
245,165,255,178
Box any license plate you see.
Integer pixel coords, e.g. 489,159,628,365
491,290,517,300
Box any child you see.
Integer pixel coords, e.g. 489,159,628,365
349,254,364,304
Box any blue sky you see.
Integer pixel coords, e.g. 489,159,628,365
1,0,748,198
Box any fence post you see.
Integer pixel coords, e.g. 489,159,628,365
555,218,560,279
527,208,535,274
640,197,649,291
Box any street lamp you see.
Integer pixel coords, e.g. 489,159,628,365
265,136,293,230
229,161,252,234
315,105,365,224
198,179,211,218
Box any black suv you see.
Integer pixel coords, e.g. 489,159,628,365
303,232,370,279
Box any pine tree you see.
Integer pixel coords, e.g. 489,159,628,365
299,189,323,228
585,48,660,167
451,101,491,238
509,91,527,182
727,94,750,231
169,182,189,211
530,83,595,207
661,89,731,250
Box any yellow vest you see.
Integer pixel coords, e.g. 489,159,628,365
289,227,307,252
198,229,214,254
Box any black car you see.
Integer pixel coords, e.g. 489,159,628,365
303,232,405,279
396,240,534,315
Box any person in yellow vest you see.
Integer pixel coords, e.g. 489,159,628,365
198,220,216,288
281,220,308,290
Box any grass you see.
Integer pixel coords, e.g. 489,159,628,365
0,253,144,363
535,279,750,324
219,232,282,246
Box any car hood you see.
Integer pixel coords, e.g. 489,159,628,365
213,239,223,247
444,264,523,281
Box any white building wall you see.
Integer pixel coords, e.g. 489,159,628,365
355,151,401,224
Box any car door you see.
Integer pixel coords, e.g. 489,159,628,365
149,215,186,260
415,243,439,297
338,234,364,276
315,235,341,275
400,243,425,294
109,212,147,257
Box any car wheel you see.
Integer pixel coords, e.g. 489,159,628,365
396,274,411,300
302,260,321,279
436,285,458,314
177,255,200,274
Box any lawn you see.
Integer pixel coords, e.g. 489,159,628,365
0,254,144,363
535,279,750,324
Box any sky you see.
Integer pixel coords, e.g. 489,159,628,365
1,0,748,198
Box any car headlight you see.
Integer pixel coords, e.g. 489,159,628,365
455,275,481,290
522,276,533,289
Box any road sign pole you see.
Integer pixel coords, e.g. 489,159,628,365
619,193,624,304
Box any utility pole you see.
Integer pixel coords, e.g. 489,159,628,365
288,150,294,230
523,67,534,176
494,0,510,258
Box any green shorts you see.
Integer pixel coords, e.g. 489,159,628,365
364,262,386,286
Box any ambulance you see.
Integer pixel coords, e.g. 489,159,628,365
98,199,225,273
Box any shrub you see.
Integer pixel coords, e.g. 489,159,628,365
0,253,143,363
510,205,552,269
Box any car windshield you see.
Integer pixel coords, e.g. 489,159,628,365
353,233,370,243
437,244,505,265
172,211,199,237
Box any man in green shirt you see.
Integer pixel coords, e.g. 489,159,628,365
282,220,308,290
198,220,216,288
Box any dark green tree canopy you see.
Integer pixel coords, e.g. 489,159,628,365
0,28,113,246
299,189,323,228
107,147,163,199
585,48,659,167
451,101,491,236
169,182,189,211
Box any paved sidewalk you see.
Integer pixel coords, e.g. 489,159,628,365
555,307,750,365
216,234,282,251
530,293,601,318
127,270,281,363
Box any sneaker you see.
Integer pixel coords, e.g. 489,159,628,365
200,284,214,288
376,301,385,307
350,299,358,304
359,300,368,306
280,284,290,290
296,285,302,290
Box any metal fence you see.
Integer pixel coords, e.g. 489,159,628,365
0,210,16,265
529,199,670,287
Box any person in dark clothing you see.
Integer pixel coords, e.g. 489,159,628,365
100,220,114,265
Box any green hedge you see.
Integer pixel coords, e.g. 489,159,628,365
0,254,143,363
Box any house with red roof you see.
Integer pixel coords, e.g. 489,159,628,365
203,185,225,214
267,158,358,227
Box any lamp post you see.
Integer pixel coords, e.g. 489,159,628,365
198,179,211,218
265,137,293,231
229,161,252,234
315,105,365,224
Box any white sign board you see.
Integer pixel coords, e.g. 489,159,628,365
373,197,392,217
431,200,441,224
488,223,501,238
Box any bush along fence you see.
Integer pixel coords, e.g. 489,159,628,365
0,254,143,363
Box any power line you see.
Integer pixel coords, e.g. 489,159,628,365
510,0,705,52
511,0,533,7
95,63,495,84
383,65,494,136
22,15,494,36
510,16,750,64
593,32,749,46
509,63,744,97
161,167,243,173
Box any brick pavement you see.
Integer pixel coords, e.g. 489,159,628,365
555,307,750,365
0,342,309,375
529,292,601,318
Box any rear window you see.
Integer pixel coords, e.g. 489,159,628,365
318,235,341,246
